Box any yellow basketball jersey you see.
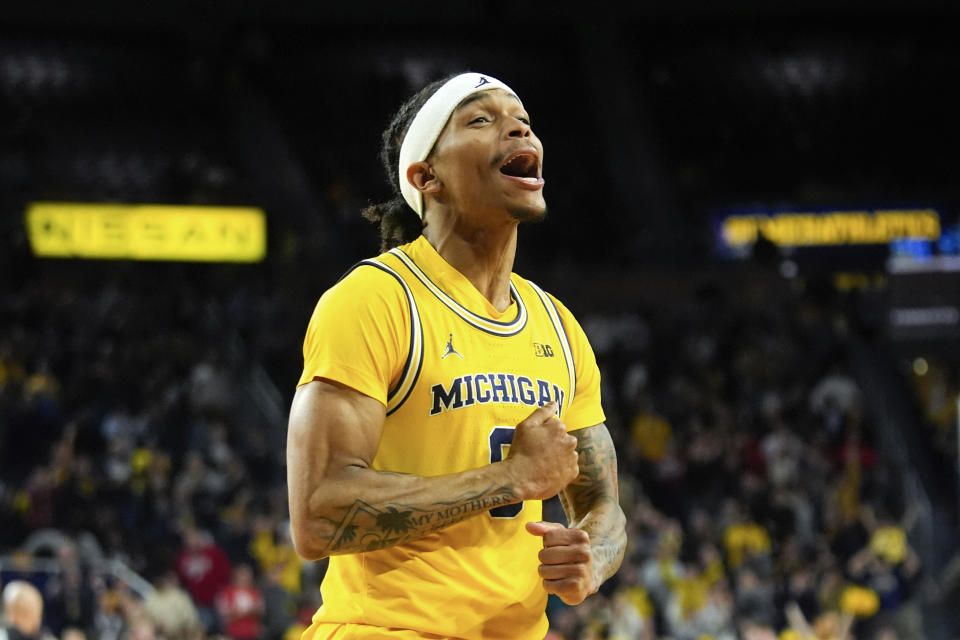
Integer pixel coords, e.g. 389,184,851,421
297,235,605,639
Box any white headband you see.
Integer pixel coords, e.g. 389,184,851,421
398,73,521,218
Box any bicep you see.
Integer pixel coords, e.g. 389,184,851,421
560,423,620,520
286,380,385,544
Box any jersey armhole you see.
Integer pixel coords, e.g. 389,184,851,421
524,279,576,417
350,259,424,416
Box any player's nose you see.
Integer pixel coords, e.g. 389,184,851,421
506,117,532,139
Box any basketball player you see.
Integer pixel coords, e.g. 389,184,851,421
287,72,626,639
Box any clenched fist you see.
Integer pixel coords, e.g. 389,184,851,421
526,521,599,605
502,401,579,501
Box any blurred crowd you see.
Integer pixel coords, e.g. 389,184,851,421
0,260,320,640
904,357,959,462
0,257,950,640
1,13,959,640
544,274,929,640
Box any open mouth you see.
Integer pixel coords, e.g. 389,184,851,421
499,150,542,185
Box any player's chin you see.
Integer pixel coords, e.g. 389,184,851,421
508,199,547,224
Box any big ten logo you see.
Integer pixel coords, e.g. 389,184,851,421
533,342,554,357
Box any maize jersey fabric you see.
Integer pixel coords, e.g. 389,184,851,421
297,235,605,639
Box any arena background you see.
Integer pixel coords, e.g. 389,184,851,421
1,2,959,639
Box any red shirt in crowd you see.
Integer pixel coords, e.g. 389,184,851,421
216,567,264,640
175,536,232,607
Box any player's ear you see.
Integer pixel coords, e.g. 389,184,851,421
406,161,441,195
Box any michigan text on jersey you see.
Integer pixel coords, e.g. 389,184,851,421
430,373,565,416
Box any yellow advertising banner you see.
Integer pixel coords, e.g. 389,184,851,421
721,209,940,249
25,202,266,263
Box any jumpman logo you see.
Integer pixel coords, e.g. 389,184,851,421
441,333,464,359
474,76,491,88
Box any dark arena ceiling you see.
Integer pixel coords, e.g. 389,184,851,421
1,0,959,270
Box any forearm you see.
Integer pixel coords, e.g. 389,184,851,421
561,488,626,585
299,463,518,559
288,383,574,562
561,423,627,586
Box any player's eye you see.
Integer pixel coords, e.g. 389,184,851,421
517,116,531,126
469,116,489,125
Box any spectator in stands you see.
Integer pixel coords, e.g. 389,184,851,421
1,580,46,640
638,522,684,615
124,620,156,640
734,566,777,628
847,510,923,640
114,586,158,640
188,353,232,418
42,541,95,636
21,467,57,532
784,600,854,640
141,569,198,640
90,587,124,640
663,547,735,639
809,362,863,440
721,501,772,572
260,563,296,640
215,564,263,640
175,527,231,632
248,517,302,597
741,621,778,640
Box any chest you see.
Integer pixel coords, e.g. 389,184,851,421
374,282,574,474
412,284,572,419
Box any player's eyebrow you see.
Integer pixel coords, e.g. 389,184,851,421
453,91,523,113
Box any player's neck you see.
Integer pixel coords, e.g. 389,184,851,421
423,214,517,313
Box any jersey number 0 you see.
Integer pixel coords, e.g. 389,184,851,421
488,427,523,518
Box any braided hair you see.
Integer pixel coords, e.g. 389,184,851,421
361,74,457,251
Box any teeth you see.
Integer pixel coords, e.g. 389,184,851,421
501,153,539,180
504,155,532,167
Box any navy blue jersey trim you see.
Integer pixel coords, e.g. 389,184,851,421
389,323,424,417
390,248,528,337
528,281,577,412
343,260,423,415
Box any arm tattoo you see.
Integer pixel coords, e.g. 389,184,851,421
561,423,627,585
319,484,518,555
